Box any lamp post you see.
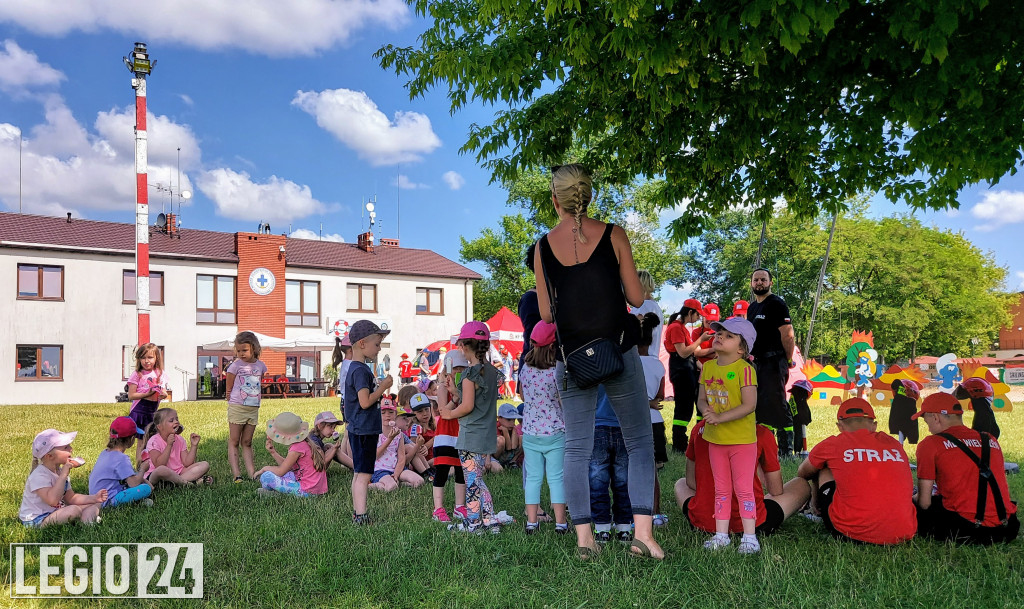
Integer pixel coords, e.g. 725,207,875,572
124,42,156,345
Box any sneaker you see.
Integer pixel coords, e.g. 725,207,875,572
738,535,761,554
525,522,539,535
704,533,731,550
616,530,634,543
595,530,612,544
652,514,669,527
352,512,371,525
453,505,469,521
432,508,451,522
141,498,155,508
554,524,569,535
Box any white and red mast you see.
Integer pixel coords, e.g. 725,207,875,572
125,42,155,345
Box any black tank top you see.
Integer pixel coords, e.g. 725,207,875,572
539,224,635,358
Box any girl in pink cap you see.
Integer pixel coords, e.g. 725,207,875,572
20,429,107,528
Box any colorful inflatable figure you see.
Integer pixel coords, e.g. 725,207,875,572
934,353,962,394
844,330,878,395
889,379,921,445
955,377,1000,439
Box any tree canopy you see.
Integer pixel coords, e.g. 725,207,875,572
378,0,1024,239
682,203,1013,362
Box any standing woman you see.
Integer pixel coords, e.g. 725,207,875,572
534,164,663,560
665,300,711,453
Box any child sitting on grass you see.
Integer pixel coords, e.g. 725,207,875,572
257,412,328,497
89,416,153,508
20,429,106,528
307,411,352,470
143,408,212,487
371,402,425,491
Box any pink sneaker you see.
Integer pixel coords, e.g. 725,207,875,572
453,505,469,521
432,508,451,522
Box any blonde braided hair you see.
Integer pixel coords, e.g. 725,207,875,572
551,164,593,244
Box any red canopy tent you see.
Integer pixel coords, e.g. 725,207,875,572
485,306,524,358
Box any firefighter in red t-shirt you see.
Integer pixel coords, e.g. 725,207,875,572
674,420,811,535
797,398,917,545
913,392,1019,545
398,353,415,384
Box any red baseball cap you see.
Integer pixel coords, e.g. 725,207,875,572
837,398,875,421
683,298,703,313
702,303,721,322
733,300,749,315
911,392,964,420
110,416,138,439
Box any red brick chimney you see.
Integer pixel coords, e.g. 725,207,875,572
357,231,375,253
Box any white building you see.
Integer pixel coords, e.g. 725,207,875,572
0,212,479,405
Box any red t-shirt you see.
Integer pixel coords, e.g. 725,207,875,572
808,429,917,544
664,321,693,356
685,421,780,533
398,360,414,377
916,425,1017,527
692,326,716,364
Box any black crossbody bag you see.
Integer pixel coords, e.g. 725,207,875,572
540,240,624,389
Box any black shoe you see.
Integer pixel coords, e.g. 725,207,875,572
616,530,634,543
525,522,539,535
555,524,569,535
595,530,612,544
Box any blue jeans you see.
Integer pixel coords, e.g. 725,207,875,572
589,426,632,526
557,347,654,525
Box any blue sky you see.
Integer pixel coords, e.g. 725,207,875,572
1,2,1023,315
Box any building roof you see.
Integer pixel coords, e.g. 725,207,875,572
0,212,480,280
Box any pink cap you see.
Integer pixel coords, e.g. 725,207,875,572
458,321,490,341
32,429,78,458
530,321,557,347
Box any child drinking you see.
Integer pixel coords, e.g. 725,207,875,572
432,351,469,523
20,429,106,527
307,411,352,470
695,317,760,553
370,402,425,491
257,412,328,497
225,331,267,482
127,343,168,462
519,320,568,534
344,320,394,524
440,321,501,532
89,417,153,508
144,408,212,487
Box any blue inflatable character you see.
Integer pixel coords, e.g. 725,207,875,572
935,353,962,394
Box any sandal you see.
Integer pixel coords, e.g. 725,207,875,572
233,476,245,484
629,538,664,560
577,545,601,561
197,475,214,486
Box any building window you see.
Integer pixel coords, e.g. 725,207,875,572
416,287,444,315
286,280,320,327
17,264,63,301
123,270,165,305
347,283,377,313
16,345,63,380
196,275,236,324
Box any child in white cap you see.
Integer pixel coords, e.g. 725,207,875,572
20,429,107,527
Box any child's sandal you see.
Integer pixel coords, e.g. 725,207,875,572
233,476,245,484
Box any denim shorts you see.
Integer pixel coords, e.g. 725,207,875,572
371,470,394,483
21,513,50,528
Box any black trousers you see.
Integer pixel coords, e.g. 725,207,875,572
668,353,698,452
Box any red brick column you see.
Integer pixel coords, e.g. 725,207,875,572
235,232,287,374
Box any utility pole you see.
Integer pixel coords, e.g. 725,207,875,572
804,213,839,357
125,42,155,345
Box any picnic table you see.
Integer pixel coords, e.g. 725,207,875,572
262,377,330,398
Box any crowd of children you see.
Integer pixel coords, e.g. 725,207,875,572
18,304,1019,554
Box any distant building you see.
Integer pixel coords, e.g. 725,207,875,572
995,291,1024,357
1,212,479,405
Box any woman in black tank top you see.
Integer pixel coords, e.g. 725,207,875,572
534,164,664,560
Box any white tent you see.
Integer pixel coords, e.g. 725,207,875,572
289,333,338,350
200,332,292,352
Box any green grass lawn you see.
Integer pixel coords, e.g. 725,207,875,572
2,398,1023,608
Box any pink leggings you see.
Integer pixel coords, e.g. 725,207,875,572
707,442,757,521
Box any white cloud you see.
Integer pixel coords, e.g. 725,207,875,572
442,170,465,190
0,1,409,57
289,228,345,243
971,190,1024,231
0,97,195,215
178,94,194,107
0,39,64,92
198,168,328,224
394,174,428,190
292,88,441,166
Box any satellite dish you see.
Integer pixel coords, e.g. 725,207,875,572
156,213,167,228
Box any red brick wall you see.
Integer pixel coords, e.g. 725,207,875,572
235,232,286,374
1000,292,1024,351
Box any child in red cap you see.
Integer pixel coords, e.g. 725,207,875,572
89,416,153,508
